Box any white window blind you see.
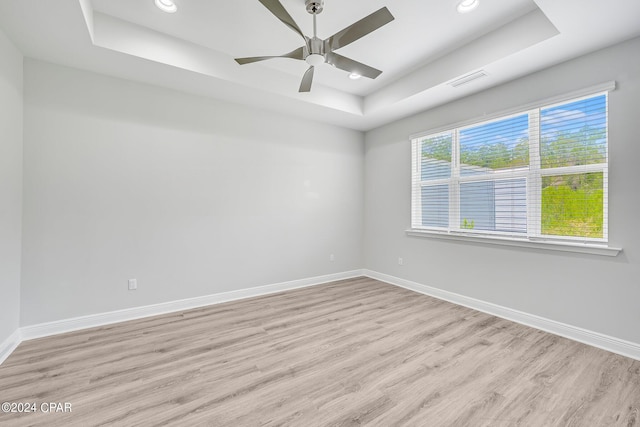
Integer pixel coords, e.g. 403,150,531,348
411,92,609,243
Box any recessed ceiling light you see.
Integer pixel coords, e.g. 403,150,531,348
155,0,177,13
349,73,361,80
457,0,479,14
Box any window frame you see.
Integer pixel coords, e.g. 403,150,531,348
409,83,618,254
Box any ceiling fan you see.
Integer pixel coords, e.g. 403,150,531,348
235,0,394,92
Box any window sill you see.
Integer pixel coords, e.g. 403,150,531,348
405,229,622,257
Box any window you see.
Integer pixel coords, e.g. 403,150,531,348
411,92,609,244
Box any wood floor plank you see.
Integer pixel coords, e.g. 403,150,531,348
1,277,638,426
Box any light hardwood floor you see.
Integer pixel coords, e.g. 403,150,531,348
1,277,639,426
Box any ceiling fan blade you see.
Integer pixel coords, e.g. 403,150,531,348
326,52,382,79
258,0,307,42
299,66,314,92
324,7,394,52
235,46,306,65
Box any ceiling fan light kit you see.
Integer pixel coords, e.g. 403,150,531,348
306,54,325,67
235,0,395,92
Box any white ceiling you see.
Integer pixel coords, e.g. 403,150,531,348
1,0,639,131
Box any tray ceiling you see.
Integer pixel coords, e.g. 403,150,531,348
1,0,639,130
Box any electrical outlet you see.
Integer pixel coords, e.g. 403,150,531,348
398,258,404,266
128,279,137,290
329,254,335,262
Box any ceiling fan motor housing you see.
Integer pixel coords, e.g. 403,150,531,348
305,0,324,14
308,37,324,56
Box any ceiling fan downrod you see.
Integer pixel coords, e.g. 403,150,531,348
305,0,325,65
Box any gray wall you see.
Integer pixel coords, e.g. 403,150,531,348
364,36,640,344
21,59,364,326
8,32,640,349
0,28,23,344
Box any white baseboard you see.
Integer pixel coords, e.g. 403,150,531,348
5,269,639,365
12,270,363,347
0,329,22,366
363,269,640,361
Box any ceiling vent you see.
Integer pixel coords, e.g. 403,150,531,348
447,70,488,88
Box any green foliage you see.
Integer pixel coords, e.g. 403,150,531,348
421,125,605,171
539,126,605,238
461,218,475,229
541,173,603,238
540,126,606,168
421,135,530,171
460,138,529,170
421,134,452,162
